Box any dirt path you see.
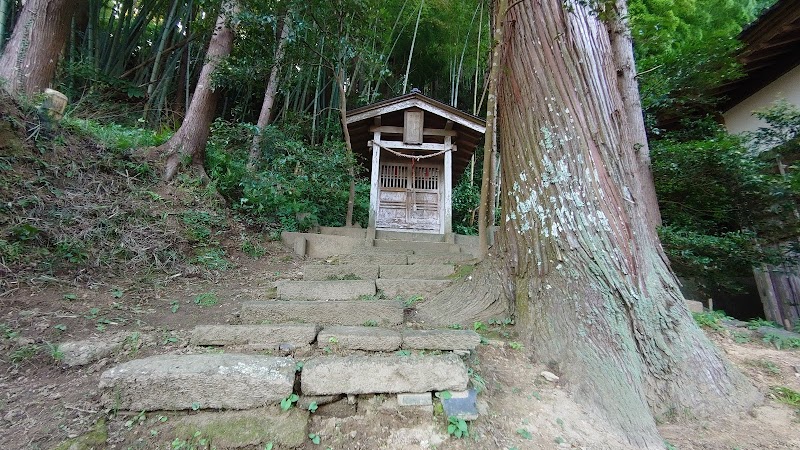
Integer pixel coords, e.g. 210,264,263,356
1,245,798,449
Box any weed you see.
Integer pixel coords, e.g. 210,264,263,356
0,323,19,340
748,318,780,330
240,235,267,258
363,320,378,327
308,401,318,413
191,247,230,270
447,416,469,438
692,310,729,331
516,428,532,440
435,391,452,400
328,337,339,345
770,386,800,408
403,294,424,307
732,331,751,344
194,292,218,307
63,292,77,301
54,324,67,332
325,273,361,280
308,432,321,445
665,441,677,450
509,341,523,350
754,359,781,375
295,361,304,372
10,344,39,364
448,264,475,280
468,368,486,393
124,410,146,428
762,332,800,350
170,300,180,313
170,430,211,449
44,342,64,362
447,324,463,330
280,393,299,411
111,287,124,298
396,349,412,357
473,321,487,332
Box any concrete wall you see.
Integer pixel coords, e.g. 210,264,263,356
723,64,800,134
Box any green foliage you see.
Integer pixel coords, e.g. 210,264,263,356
762,333,800,350
446,416,469,438
452,171,481,234
62,117,170,151
206,121,368,231
193,292,218,307
692,310,730,331
280,393,299,411
770,386,800,408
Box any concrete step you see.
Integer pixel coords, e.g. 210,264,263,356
377,279,451,298
317,326,402,352
191,324,318,349
379,264,455,279
99,354,295,411
375,230,445,242
373,239,462,254
402,329,481,351
277,280,375,300
301,354,468,395
319,226,367,238
301,264,379,281
241,300,404,326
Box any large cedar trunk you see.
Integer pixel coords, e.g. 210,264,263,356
158,1,235,182
495,0,758,446
0,0,83,96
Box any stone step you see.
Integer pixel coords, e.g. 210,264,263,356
402,329,481,351
373,239,462,254
375,230,445,242
377,279,451,298
301,264,379,281
379,264,455,279
301,354,468,395
317,326,402,352
277,280,376,300
241,300,404,326
319,226,367,239
99,354,295,411
191,324,318,349
331,253,409,265
407,253,475,265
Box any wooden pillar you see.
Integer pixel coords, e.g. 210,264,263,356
444,137,454,243
367,129,381,243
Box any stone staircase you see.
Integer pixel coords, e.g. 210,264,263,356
99,229,482,426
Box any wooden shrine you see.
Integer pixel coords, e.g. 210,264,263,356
346,91,486,242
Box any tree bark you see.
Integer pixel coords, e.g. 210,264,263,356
157,0,236,182
248,16,290,169
0,0,83,97
335,65,355,227
495,0,758,446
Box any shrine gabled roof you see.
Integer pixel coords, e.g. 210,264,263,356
346,92,486,177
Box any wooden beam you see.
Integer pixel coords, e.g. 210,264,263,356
368,125,458,137
347,98,486,133
445,120,453,131
367,127,381,242
372,140,449,151
443,136,453,241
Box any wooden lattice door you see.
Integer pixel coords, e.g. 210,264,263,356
377,163,441,232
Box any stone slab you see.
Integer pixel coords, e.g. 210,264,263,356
240,300,404,326
379,264,455,280
277,280,376,300
407,253,474,265
172,406,308,448
319,226,367,238
397,392,432,406
191,324,318,348
281,232,362,258
99,354,295,411
301,264,379,281
377,279,450,298
402,329,481,351
301,354,468,395
441,389,479,421
685,300,704,313
757,326,800,340
373,239,461,254
59,338,122,367
375,230,445,242
318,326,402,351
337,253,409,265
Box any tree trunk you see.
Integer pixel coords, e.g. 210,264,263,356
0,0,82,96
478,0,505,259
335,66,355,227
495,0,758,446
157,0,236,182
248,16,291,169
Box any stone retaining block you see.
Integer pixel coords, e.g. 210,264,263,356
191,324,318,348
300,354,468,395
376,279,450,298
99,354,295,411
402,329,481,351
379,264,455,280
240,301,404,326
277,280,376,300
301,264,379,281
317,326,402,351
